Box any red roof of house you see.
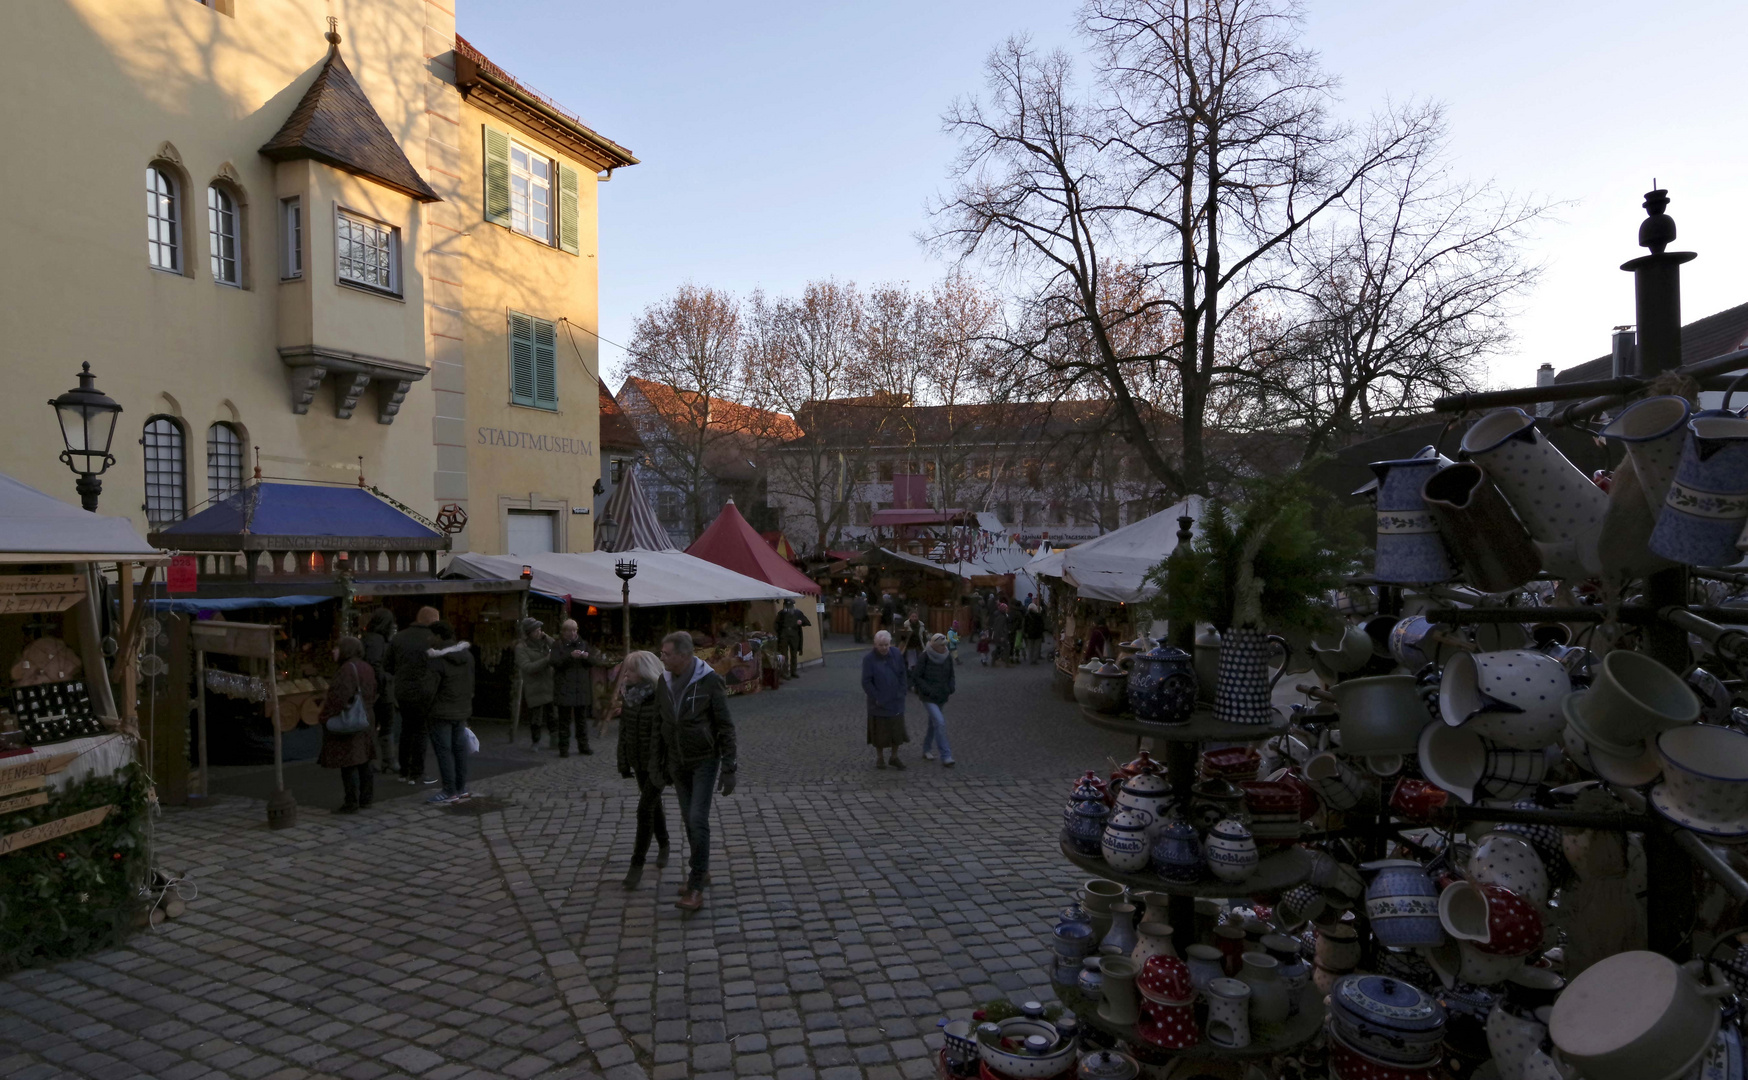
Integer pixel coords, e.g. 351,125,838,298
686,500,819,594
598,379,643,451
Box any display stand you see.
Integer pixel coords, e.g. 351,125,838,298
189,622,292,829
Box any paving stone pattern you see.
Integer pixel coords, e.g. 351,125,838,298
0,654,1138,1080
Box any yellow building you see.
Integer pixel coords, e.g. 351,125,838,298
0,0,634,555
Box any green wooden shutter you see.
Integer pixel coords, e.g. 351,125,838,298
509,310,536,405
483,126,511,227
534,317,558,409
557,163,580,255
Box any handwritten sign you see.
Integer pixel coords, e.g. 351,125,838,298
0,792,50,816
0,753,78,788
191,621,275,659
0,805,113,856
0,575,85,595
0,592,83,614
0,775,49,800
167,555,199,594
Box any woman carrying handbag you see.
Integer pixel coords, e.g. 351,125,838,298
319,635,379,814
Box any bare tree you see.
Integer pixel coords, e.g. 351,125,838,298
623,283,747,538
933,0,1434,495
1258,107,1548,461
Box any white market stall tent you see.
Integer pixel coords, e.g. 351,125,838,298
1026,496,1205,604
446,549,802,607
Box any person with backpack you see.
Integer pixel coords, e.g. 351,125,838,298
911,633,957,767
318,636,378,813
426,621,476,805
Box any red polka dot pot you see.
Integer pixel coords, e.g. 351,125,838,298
1134,999,1199,1051
1438,880,1542,957
1135,954,1195,1005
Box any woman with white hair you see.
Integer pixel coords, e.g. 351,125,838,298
861,630,910,769
909,633,957,767
610,650,670,889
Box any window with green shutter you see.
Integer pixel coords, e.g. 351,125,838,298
558,163,580,255
484,126,511,227
510,310,558,410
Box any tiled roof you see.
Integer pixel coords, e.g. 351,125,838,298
1555,301,1748,383
598,379,643,451
620,377,804,441
260,38,440,203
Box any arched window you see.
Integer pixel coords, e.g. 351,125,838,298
143,417,187,526
206,422,244,499
147,166,180,271
207,185,239,284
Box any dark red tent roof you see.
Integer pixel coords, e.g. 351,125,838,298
686,500,820,594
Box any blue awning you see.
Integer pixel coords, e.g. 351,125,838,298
148,595,334,614
153,483,442,544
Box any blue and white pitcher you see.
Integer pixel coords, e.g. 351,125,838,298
1370,450,1456,584
1649,412,1748,568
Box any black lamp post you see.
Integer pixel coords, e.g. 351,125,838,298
615,558,637,657
597,511,619,552
48,363,123,512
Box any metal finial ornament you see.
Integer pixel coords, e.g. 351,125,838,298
325,16,341,46
1639,187,1676,255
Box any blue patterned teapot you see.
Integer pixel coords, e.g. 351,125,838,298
1127,644,1197,725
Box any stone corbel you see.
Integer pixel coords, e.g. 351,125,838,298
279,345,427,424
378,379,413,424
336,373,372,419
288,365,327,414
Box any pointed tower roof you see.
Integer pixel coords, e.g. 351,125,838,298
260,28,440,202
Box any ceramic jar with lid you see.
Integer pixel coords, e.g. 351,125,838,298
1127,644,1198,725
1062,798,1110,859
1149,817,1203,882
1204,819,1259,883
1076,660,1129,715
1114,771,1171,837
1328,974,1447,1068
1076,1048,1139,1080
1100,809,1152,872
1363,859,1444,949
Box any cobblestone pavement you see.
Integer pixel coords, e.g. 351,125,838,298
0,652,1140,1080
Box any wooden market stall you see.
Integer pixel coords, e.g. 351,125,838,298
0,473,165,973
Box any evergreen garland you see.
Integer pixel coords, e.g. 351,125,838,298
0,760,150,974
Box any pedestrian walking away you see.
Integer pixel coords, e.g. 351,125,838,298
851,591,868,643
319,636,379,812
1023,598,1046,665
385,605,440,784
515,617,555,748
775,597,811,678
947,621,962,664
426,621,476,804
990,602,1012,666
653,631,737,912
551,618,609,756
610,650,670,889
880,591,897,635
360,607,398,772
862,630,910,770
911,632,957,767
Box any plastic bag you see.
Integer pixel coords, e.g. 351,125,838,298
463,726,480,754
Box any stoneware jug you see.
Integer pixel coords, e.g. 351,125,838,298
1604,393,1694,515
1650,411,1748,567
1372,451,1458,584
1422,462,1541,592
1363,859,1444,949
1126,644,1198,725
1461,406,1606,578
1213,628,1288,725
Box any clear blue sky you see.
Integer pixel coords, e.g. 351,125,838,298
460,0,1748,393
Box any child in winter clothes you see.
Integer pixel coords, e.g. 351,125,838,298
946,623,961,664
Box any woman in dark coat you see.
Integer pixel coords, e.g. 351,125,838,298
319,635,379,813
611,650,669,889
861,630,910,769
361,608,397,770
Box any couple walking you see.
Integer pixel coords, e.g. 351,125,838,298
861,629,956,769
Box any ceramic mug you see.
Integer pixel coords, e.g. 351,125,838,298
1305,752,1368,811
1460,406,1607,578
1334,675,1431,756
1440,650,1570,750
1422,461,1542,592
1567,649,1701,754
1656,723,1748,828
1418,722,1548,804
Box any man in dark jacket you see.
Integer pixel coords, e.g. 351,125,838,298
879,591,897,634
861,630,909,770
850,592,868,643
1022,600,1047,665
384,606,440,784
361,608,398,773
654,631,736,912
550,618,609,757
774,598,811,678
425,621,475,804
514,618,555,748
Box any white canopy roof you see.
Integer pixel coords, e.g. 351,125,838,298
446,549,801,608
0,473,163,563
1026,496,1205,603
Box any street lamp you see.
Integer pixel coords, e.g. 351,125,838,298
48,362,123,512
596,510,619,552
615,558,637,657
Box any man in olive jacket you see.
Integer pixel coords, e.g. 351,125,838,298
514,617,555,748
654,631,736,912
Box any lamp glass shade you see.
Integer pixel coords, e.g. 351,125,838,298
596,514,619,550
50,364,122,475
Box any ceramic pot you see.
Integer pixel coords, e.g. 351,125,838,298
1241,779,1303,842
1113,771,1171,837
1437,881,1542,957
1075,660,1130,715
1467,833,1550,906
1655,724,1748,829
1081,880,1123,940
1417,722,1548,804
1126,644,1198,725
1549,951,1729,1080
940,1018,978,1069
1101,809,1152,873
1604,394,1693,515
1204,977,1252,1049
1461,406,1607,578
1651,412,1748,567
1184,944,1225,998
1201,745,1262,780
1149,817,1203,883
1422,462,1542,592
1566,649,1701,777
1372,453,1458,584
1204,819,1259,883
1274,883,1327,929
1129,921,1176,968
1075,1049,1139,1080
1312,624,1375,675
1052,921,1096,960
1212,627,1289,725
1099,902,1138,957
1362,860,1444,949
1078,955,1104,997
1316,922,1361,974
1135,953,1194,1005
1440,649,1571,750
1327,974,1447,1068
1334,675,1430,756
1134,999,1199,1050
1487,1001,1548,1080
976,1017,1078,1080
1063,798,1111,858
1097,955,1141,1027
1239,953,1290,1034
1305,751,1369,811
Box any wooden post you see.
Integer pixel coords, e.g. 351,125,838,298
193,645,208,800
